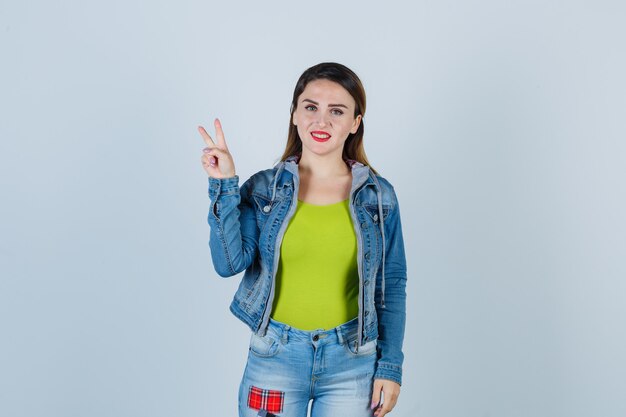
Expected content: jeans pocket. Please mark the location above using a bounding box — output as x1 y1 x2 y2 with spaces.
344 338 378 357
249 331 281 358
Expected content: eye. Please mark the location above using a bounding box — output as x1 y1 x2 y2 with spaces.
305 105 317 111
331 108 344 116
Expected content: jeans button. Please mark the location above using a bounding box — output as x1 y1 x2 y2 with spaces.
313 334 319 342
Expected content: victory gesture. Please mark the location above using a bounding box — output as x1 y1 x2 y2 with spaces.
198 118 236 179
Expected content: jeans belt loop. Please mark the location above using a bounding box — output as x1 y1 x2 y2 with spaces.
335 325 345 345
281 324 290 344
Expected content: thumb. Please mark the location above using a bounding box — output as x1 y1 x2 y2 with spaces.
371 379 383 409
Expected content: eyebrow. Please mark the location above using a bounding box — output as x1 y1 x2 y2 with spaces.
301 98 348 109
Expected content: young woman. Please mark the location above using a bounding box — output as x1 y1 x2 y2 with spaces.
199 62 407 417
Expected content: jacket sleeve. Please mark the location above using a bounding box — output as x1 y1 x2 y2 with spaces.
207 175 259 277
374 188 408 385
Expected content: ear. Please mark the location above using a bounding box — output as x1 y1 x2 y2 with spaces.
292 111 297 126
350 114 362 134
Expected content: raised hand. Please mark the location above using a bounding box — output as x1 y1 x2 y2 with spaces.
198 118 236 179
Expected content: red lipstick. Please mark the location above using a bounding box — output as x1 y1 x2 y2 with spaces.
310 131 331 142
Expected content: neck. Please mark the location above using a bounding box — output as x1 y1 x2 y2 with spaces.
298 150 350 179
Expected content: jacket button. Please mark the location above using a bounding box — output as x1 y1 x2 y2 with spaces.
364 252 370 260
361 222 367 229
263 205 271 213
364 280 369 286
365 310 369 316
373 214 379 222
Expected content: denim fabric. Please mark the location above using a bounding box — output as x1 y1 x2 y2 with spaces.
207 156 407 384
239 318 377 417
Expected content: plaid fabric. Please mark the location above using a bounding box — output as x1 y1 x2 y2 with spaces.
247 385 284 413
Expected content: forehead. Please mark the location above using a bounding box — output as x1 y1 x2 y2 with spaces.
299 79 355 107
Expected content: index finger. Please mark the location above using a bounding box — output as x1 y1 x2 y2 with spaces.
197 125 216 146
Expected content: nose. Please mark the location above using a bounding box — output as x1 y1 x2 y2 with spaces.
315 111 329 127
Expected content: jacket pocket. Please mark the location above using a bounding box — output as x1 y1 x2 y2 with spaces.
251 194 275 229
363 204 390 222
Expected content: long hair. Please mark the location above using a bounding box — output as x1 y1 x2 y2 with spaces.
279 62 376 174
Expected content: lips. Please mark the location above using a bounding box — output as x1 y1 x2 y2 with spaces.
311 131 331 142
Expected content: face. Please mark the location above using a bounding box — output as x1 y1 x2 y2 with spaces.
292 79 362 160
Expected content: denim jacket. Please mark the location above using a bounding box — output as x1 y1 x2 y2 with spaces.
206 155 407 385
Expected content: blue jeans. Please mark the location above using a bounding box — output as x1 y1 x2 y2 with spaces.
239 318 377 417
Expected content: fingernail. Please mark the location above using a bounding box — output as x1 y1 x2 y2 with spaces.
370 401 377 409
203 148 211 153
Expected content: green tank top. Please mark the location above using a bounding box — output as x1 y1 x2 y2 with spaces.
271 198 359 330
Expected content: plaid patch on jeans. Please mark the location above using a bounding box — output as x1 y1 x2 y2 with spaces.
247 385 284 413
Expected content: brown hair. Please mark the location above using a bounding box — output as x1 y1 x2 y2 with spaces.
279 62 376 174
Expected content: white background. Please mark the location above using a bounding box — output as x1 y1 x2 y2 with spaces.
1 1 625 416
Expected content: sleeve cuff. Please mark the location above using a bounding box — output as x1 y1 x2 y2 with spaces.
374 362 402 385
208 176 239 198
